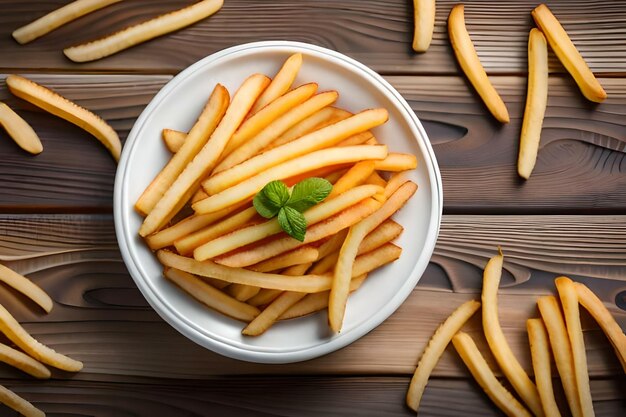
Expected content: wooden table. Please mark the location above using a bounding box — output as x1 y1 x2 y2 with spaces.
0 1 624 415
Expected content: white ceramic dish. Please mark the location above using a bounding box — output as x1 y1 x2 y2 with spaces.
114 41 442 364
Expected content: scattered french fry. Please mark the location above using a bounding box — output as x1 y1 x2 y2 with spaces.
243 290 306 336
0 384 45 417
0 102 43 155
373 153 418 171
247 263 312 307
328 161 376 198
0 343 50 379
365 171 387 188
250 53 303 114
249 246 319 273
412 0 436 52
335 131 374 147
64 0 224 62
527 318 562 417
316 229 349 259
191 188 209 204
357 220 403 255
0 264 52 313
162 128 187 153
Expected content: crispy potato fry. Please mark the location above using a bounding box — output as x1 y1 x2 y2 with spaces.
406 300 481 411
518 29 549 180
316 229 349 259
0 102 42 154
202 109 389 195
309 252 339 275
140 74 270 236
266 107 345 150
0 343 50 379
227 283 261 302
448 5 510 123
196 145 387 214
247 263 312 307
365 171 387 188
482 251 544 417
0 384 45 417
537 295 583 417
323 168 349 185
452 332 532 417
0 264 52 313
574 282 626 372
12 0 122 44
412 0 435 52
335 131 374 147
383 172 411 199
135 84 229 215
191 188 209 204
284 164 351 187
162 128 187 153
328 161 376 198
249 246 319 273
243 291 306 336
329 182 416 331
6 74 121 160
555 277 595 417
373 153 418 171
202 276 230 290
64 0 224 62
0 303 82 372
164 268 259 321
527 318 562 417
250 53 303 114
357 219 403 255
532 4 607 102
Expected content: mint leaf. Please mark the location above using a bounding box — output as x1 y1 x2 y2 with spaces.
286 177 332 212
278 206 307 241
253 180 290 218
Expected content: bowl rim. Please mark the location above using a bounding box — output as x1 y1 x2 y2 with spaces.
114 40 443 364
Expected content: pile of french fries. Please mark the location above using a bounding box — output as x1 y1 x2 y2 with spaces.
136 53 418 336
406 249 626 417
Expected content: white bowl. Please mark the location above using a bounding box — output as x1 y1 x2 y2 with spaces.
114 41 442 364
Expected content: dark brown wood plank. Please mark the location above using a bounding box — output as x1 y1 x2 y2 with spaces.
0 0 624 75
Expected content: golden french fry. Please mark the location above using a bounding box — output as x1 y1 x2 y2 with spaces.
482 251 544 417
365 171 387 188
316 229 349 259
412 0 435 52
383 172 410 199
0 385 45 417
373 153 417 172
406 300 481 411
191 188 209 204
448 5 510 123
135 84 229 215
162 128 187 153
243 291 306 336
0 303 82 372
537 295 583 417
250 53 303 114
12 0 122 44
249 246 319 273
555 277 595 417
0 343 50 379
5 74 121 161
0 264 52 313
574 282 626 372
329 182 417 332
527 318 562 417
140 74 270 237
532 4 607 102
351 242 402 277
202 108 389 195
227 284 261 302
357 219 403 255
324 168 349 185
247 263 312 307
0 102 43 154
64 0 224 62
452 332 532 417
335 131 374 147
164 268 259 322
518 28 549 180
328 161 376 198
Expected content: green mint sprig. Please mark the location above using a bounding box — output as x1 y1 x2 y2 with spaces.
253 177 332 241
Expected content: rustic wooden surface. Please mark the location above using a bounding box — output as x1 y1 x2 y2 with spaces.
0 0 624 416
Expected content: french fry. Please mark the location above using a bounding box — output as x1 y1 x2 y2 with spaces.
0 343 50 379
316 229 349 259
164 268 259 322
527 318 562 417
448 5 510 123
452 332 532 417
482 251 544 417
412 0 436 52
202 276 230 290
202 109 389 195
324 168 349 185
135 84 229 215
64 0 224 62
329 182 417 332
383 172 410 199
373 153 418 171
12 0 122 44
328 161 376 198
243 290 306 336
191 188 209 204
0 102 43 154
247 263 312 307
555 277 595 417
406 300 481 412
0 264 53 313
5 74 121 161
249 246 319 273
365 171 387 187
0 303 82 372
227 283 261 302
195 145 388 214
532 4 607 102
139 74 270 237
250 53 303 114
357 219 403 255
537 295 583 417
335 131 374 147
518 29 549 180
162 128 187 153
0 385 44 417
574 282 626 372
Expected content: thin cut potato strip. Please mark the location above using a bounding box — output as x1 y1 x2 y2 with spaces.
448 5 510 123
243 291 306 336
162 128 187 153
0 385 45 417
316 229 349 259
406 300 481 411
249 246 319 272
532 4 606 102
164 268 259 322
227 284 261 302
191 188 209 204
335 131 374 147
373 153 417 171
0 264 53 313
527 318 562 417
64 0 224 62
140 74 270 237
0 102 43 154
482 251 544 417
357 220 403 255
247 263 312 307
5 74 121 161
452 332 532 417
0 343 50 379
250 53 303 115
412 0 436 52
555 277 595 417
328 161 376 198
0 303 82 372
366 171 387 187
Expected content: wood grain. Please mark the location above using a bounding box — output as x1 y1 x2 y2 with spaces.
0 1 624 75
